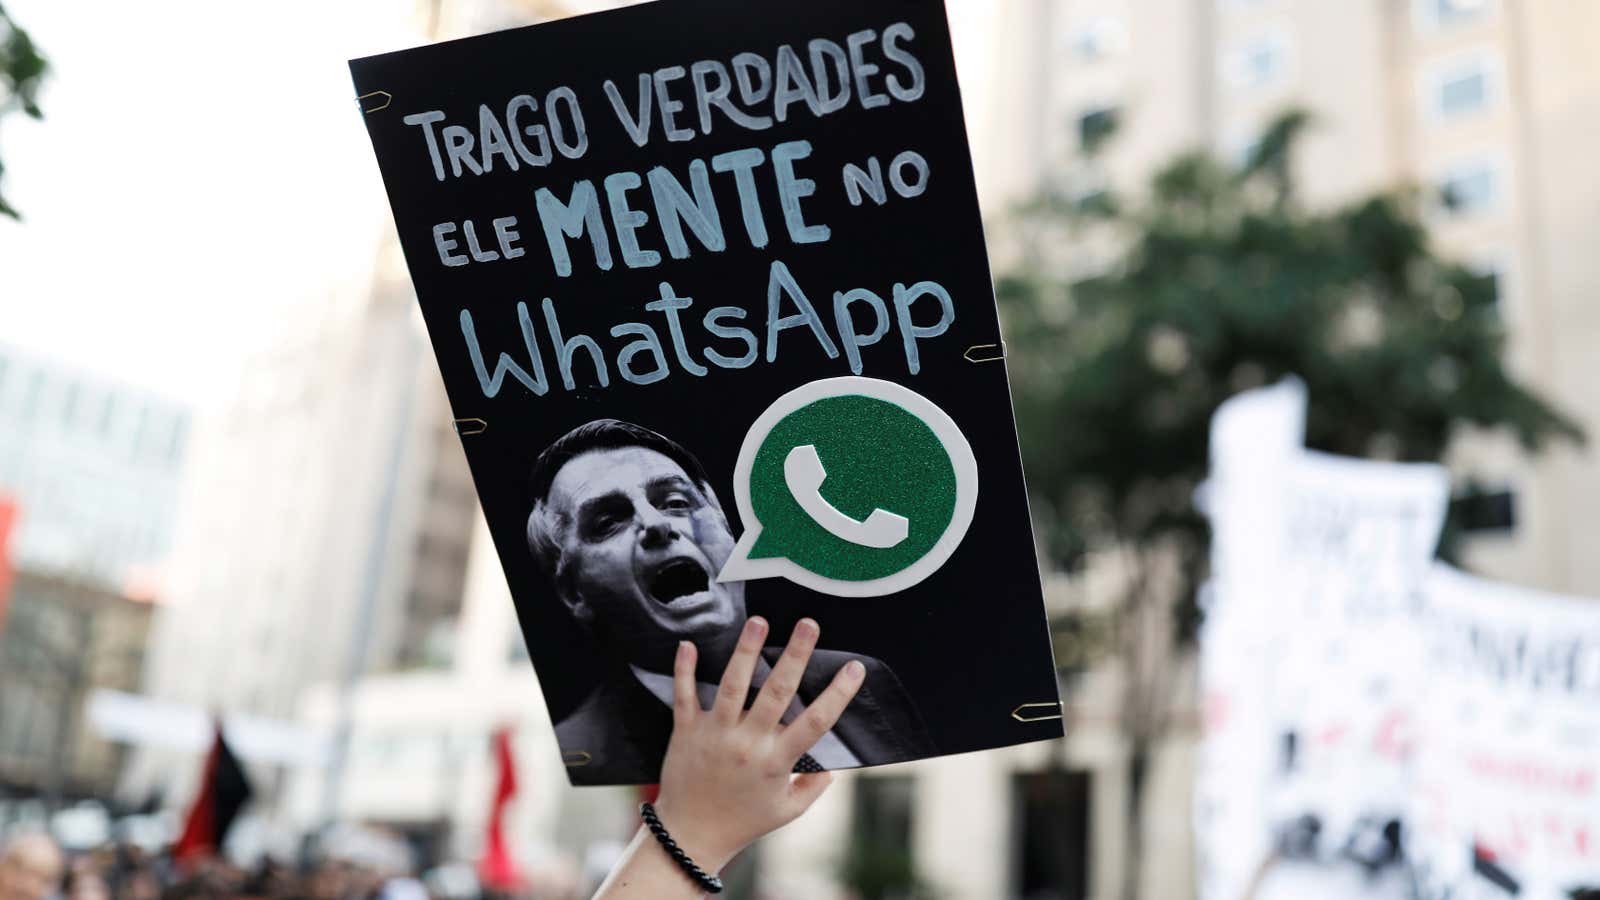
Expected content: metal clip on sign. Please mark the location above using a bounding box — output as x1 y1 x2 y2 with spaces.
357 91 393 114
964 343 1006 364
1011 701 1064 723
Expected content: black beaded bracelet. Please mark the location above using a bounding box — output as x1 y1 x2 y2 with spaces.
640 802 724 894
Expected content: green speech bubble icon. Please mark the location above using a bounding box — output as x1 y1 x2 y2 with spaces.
717 376 979 597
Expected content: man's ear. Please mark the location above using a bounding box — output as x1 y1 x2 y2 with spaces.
562 588 595 629
529 501 593 628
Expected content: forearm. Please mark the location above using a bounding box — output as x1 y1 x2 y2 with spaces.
591 824 726 900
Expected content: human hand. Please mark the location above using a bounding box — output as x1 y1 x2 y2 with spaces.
652 616 865 872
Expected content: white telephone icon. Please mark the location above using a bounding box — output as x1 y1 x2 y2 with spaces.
783 444 910 549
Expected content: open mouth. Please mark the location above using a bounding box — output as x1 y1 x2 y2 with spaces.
647 558 711 604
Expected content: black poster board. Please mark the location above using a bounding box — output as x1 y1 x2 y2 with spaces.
351 0 1062 785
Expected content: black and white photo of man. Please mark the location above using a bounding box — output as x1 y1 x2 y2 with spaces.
526 419 935 784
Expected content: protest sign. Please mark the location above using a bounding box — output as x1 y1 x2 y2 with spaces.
1199 383 1600 898
1198 381 1446 900
1194 381 1306 900
1410 565 1600 900
350 0 1061 785
1260 449 1447 849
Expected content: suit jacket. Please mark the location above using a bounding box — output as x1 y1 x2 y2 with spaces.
556 648 936 786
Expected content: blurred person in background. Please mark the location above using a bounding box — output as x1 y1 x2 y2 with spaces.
61 858 109 900
0 832 63 900
103 843 161 900
114 865 160 900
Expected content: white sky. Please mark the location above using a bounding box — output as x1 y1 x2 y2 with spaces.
0 0 420 407
0 1 999 410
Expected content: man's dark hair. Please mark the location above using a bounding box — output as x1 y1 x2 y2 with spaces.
529 419 711 507
526 420 714 580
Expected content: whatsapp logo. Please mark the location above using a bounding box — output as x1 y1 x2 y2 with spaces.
716 376 978 597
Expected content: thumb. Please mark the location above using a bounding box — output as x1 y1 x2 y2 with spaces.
786 771 834 818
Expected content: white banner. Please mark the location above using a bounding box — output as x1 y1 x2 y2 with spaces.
1195 381 1306 900
1197 383 1600 900
1410 565 1600 900
1199 381 1447 900
1261 449 1448 854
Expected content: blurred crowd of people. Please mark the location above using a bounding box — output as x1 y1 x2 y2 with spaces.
0 830 588 900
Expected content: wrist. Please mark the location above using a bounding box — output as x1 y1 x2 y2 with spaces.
649 798 740 873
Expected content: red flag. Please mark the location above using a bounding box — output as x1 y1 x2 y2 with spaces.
173 724 254 863
479 726 524 890
0 496 18 633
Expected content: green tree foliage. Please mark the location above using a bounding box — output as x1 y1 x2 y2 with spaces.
1001 110 1582 625
0 2 48 220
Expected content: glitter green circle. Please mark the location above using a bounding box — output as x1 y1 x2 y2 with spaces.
746 394 958 582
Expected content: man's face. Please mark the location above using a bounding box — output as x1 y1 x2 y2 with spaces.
545 446 745 661
0 836 62 900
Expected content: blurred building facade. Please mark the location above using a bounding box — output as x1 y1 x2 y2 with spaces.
0 347 186 806
124 0 638 857
0 570 155 802
286 514 631 883
126 257 478 810
0 344 189 588
979 0 1600 601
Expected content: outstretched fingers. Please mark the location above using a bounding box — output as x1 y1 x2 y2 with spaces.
672 640 699 725
748 618 820 730
780 658 866 760
713 617 768 724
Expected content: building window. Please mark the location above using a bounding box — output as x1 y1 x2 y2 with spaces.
1224 33 1291 90
20 370 44 421
129 403 150 459
1064 166 1112 215
1068 17 1128 62
60 381 81 429
1220 124 1267 171
1013 770 1092 900
1436 160 1500 216
1077 105 1121 152
98 394 118 438
845 777 918 897
1452 484 1516 533
1468 255 1507 312
1414 0 1493 32
1479 267 1502 308
167 417 188 465
1437 67 1489 116
1424 54 1497 120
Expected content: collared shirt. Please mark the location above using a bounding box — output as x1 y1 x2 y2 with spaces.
630 658 863 769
